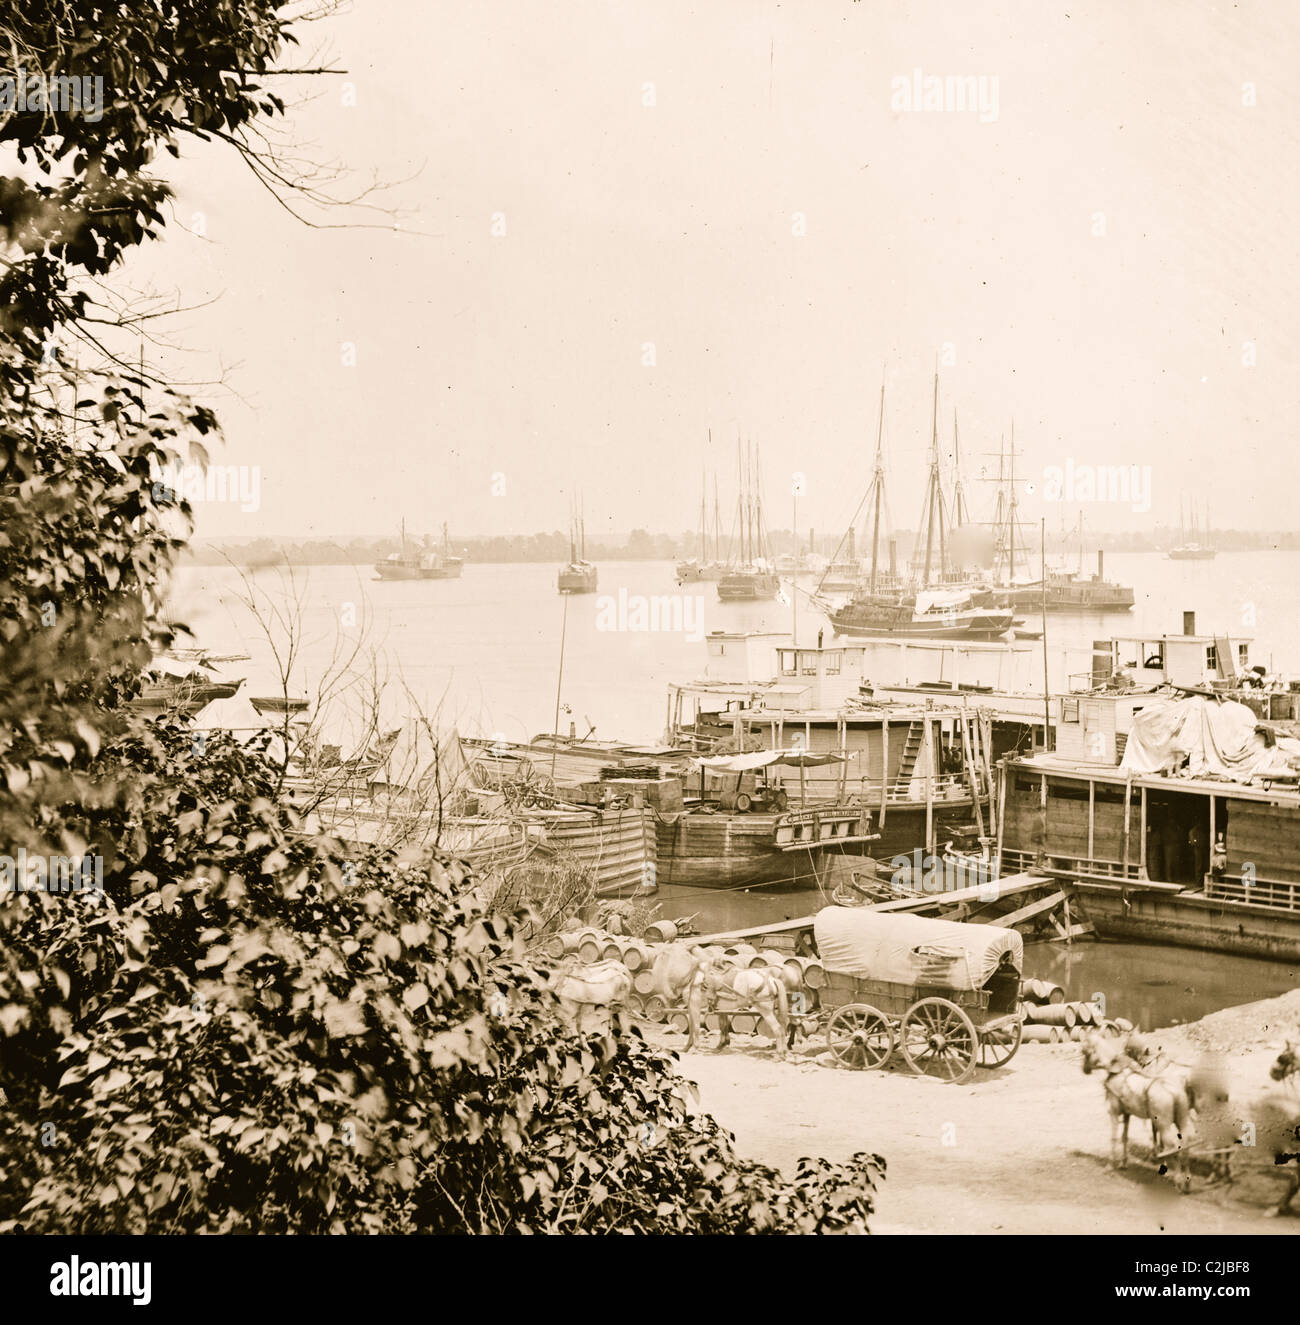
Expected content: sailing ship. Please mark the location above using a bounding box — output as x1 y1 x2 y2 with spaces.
826 375 1013 640
1168 497 1217 560
717 439 779 601
557 497 598 594
676 466 728 583
373 520 464 580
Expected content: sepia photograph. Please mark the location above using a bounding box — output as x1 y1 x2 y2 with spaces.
0 0 1297 1293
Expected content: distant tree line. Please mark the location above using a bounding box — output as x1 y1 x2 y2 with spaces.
186 526 1300 568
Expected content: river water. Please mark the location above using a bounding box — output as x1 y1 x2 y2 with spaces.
171 552 1300 1025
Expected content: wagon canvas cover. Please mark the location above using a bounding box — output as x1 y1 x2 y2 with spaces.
813 907 1023 991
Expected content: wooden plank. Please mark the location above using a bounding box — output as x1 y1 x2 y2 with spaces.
994 888 1068 929
696 871 1056 943
867 871 1054 914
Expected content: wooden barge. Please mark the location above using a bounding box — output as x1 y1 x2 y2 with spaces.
995 753 1300 962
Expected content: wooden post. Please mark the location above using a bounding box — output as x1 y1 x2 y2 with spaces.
924 716 935 858
1122 774 1133 877
1139 785 1148 877
961 704 985 839
1087 779 1095 861
995 757 1008 872
880 715 889 829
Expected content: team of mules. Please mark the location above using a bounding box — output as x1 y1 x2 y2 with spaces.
1080 1029 1300 1215
547 943 791 1058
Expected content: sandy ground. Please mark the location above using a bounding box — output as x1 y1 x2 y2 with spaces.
655 989 1300 1235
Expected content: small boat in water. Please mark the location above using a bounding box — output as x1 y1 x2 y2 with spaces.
132 656 244 718
558 497 598 594
374 520 464 580
250 695 311 716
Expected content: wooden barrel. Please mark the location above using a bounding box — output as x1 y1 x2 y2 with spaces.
1021 978 1066 1005
1025 1003 1075 1028
643 920 677 944
641 994 668 1023
667 1011 690 1033
624 993 643 1017
578 935 605 963
1022 1025 1059 1044
620 941 648 972
632 968 658 995
724 944 756 958
731 1014 758 1034
540 935 566 958
1070 1001 1096 1027
802 961 825 990
773 964 802 992
601 941 624 962
561 930 586 954
784 955 807 978
1068 1026 1087 1041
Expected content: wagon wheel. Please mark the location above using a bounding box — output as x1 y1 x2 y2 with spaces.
977 1017 1023 1070
826 1004 894 1071
900 997 979 1084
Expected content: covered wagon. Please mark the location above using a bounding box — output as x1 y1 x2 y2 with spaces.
812 906 1024 1083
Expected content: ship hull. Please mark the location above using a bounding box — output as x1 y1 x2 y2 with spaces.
830 610 1013 640
717 572 780 601
373 563 424 581
558 565 598 593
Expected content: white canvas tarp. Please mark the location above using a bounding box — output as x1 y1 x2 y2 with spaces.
1118 696 1300 781
694 748 847 773
813 906 1023 991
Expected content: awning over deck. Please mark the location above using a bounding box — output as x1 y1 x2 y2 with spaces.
693 748 850 772
814 906 1023 990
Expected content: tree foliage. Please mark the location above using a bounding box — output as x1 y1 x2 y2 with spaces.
0 0 884 1233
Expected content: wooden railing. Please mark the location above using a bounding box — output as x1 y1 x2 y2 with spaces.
1204 875 1300 912
998 848 1144 882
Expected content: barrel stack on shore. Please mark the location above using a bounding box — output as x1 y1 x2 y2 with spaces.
1018 979 1130 1044
543 927 825 1032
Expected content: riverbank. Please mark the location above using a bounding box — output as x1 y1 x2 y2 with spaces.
660 987 1300 1234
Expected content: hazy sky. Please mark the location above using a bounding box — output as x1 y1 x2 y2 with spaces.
124 0 1300 541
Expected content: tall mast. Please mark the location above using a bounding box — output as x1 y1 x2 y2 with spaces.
920 369 945 588
870 379 885 593
951 408 970 529
568 496 576 563
1008 426 1017 583
699 462 707 562
580 494 586 560
736 435 746 565
713 472 722 562
754 440 765 562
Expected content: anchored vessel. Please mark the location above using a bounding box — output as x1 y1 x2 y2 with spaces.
558 497 598 594
1168 497 1217 560
717 438 779 600
676 467 729 583
373 520 464 580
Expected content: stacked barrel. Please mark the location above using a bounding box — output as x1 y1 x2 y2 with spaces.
1018 978 1127 1043
545 928 824 1034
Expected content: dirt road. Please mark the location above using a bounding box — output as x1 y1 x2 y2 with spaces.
669 1033 1297 1235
